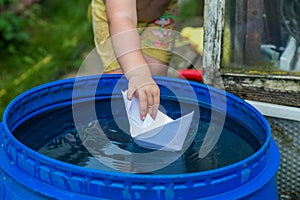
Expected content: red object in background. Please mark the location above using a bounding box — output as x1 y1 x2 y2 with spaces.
178 69 203 82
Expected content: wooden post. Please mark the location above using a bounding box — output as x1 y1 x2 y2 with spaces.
244 0 264 65
264 0 281 47
233 0 247 65
203 0 226 88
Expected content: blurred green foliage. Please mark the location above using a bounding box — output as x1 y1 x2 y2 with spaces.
0 0 93 120
179 0 203 18
0 0 30 52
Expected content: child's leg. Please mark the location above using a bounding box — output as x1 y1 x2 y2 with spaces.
144 54 169 76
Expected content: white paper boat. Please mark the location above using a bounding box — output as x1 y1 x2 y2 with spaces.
122 90 194 151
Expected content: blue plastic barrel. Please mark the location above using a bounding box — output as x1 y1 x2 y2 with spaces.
0 75 280 199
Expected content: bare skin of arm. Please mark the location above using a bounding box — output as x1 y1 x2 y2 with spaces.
105 0 160 120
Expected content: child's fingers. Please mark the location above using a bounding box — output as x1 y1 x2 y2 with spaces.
138 90 148 120
127 86 136 100
149 89 160 119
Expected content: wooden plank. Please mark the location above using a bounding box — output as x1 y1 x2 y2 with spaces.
233 0 247 64
264 0 281 47
203 0 226 88
244 0 264 65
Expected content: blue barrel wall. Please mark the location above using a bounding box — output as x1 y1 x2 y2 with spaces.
0 75 280 199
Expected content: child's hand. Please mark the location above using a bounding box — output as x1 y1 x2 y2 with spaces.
125 65 159 120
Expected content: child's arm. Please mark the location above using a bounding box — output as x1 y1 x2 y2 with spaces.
105 0 159 120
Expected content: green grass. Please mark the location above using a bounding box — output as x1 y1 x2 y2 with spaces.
0 0 93 120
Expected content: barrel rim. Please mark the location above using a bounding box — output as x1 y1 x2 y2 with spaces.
0 75 274 194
